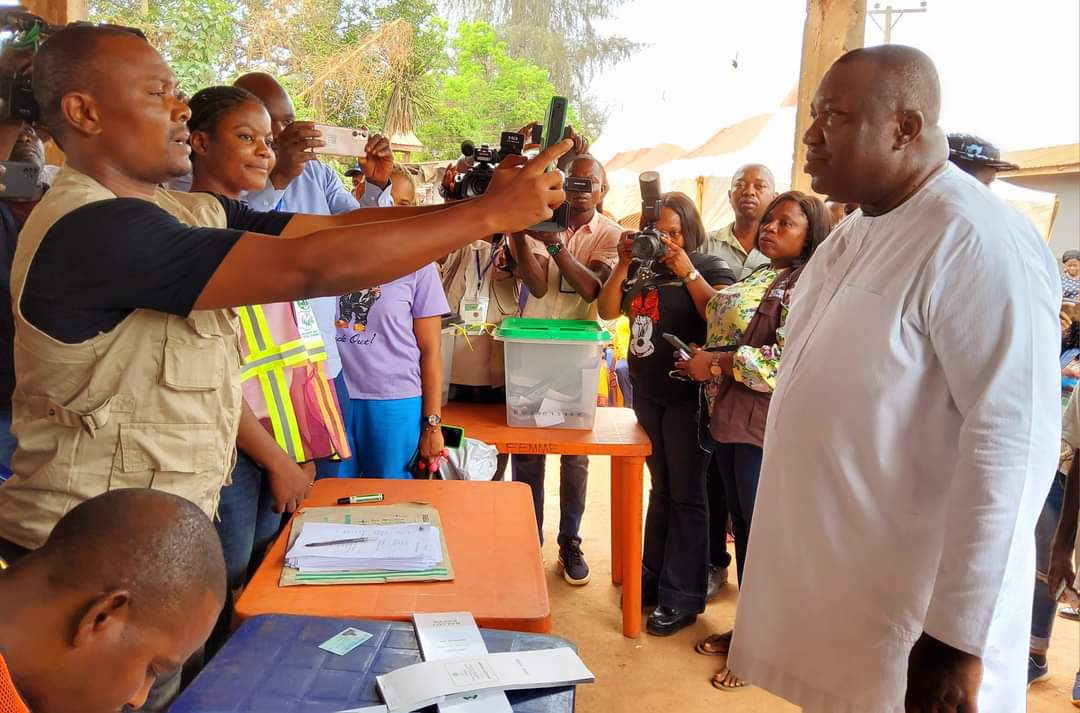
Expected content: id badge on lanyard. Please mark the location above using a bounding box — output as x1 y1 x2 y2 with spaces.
292 299 323 342
461 248 494 335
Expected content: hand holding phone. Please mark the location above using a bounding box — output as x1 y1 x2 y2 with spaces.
662 332 693 361
312 125 370 157
528 96 570 232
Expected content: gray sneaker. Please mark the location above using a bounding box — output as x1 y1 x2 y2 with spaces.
558 540 591 585
706 564 729 602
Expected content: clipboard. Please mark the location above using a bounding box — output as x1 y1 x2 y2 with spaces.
278 502 455 587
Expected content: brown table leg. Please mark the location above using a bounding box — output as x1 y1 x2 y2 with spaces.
620 455 645 638
610 455 624 585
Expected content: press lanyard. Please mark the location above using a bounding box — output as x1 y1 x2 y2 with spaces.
474 248 497 299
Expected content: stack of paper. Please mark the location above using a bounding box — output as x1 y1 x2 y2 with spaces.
375 648 595 713
413 612 512 713
286 523 443 573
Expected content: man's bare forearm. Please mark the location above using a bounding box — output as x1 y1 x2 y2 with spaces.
195 199 499 310
282 201 460 237
509 233 549 297
553 249 602 302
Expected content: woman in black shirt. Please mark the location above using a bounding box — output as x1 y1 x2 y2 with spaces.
598 192 735 636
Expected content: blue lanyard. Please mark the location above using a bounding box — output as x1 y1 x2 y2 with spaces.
474 248 497 298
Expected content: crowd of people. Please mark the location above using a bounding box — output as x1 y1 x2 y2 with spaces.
0 19 1075 713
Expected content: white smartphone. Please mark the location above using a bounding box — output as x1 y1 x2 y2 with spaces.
312 125 370 157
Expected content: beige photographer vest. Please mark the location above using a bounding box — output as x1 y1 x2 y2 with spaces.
0 167 243 549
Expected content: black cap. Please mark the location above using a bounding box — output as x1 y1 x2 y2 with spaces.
344 164 364 177
947 133 1019 172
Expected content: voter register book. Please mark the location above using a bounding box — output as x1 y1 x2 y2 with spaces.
279 503 454 586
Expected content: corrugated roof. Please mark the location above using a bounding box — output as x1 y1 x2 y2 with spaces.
1001 143 1080 175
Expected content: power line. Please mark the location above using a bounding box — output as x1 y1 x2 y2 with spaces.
868 2 929 44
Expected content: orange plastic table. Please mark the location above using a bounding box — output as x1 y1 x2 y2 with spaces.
442 403 652 638
235 478 550 633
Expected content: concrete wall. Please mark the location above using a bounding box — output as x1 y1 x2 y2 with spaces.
1003 173 1080 261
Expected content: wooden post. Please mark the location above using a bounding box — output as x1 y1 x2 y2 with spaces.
23 0 87 25
791 0 866 193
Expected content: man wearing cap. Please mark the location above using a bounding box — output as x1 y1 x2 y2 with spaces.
947 133 1019 186
345 163 366 203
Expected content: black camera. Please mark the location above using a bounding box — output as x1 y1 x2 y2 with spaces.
0 9 57 123
441 131 524 200
631 171 667 262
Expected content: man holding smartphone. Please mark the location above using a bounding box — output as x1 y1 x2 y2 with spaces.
1048 388 1080 704
506 154 622 586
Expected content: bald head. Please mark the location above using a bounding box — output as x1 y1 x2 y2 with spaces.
802 45 947 213
0 489 225 713
38 489 226 618
834 45 941 126
234 72 294 137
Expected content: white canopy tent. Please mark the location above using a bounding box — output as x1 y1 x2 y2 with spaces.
602 102 1060 239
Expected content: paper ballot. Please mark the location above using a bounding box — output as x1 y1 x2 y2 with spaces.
286 523 443 573
376 648 594 713
413 613 512 713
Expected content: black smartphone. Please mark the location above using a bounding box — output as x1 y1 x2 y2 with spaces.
441 424 464 449
528 95 569 232
662 332 693 360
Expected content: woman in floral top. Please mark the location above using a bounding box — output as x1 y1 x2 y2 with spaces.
675 190 831 692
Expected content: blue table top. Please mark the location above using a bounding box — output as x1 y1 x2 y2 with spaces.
170 614 577 712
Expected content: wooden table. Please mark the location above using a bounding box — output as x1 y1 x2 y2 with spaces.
443 403 652 638
235 478 551 633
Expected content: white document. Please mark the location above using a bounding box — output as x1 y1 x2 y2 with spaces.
286 523 443 573
376 648 594 713
413 613 512 713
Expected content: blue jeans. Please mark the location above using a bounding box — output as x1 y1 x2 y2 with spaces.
318 395 422 479
1031 470 1067 652
512 454 588 548
0 410 15 478
215 450 284 592
711 441 763 584
614 360 633 408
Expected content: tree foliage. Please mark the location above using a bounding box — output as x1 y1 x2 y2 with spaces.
439 0 639 138
419 21 573 159
89 0 592 161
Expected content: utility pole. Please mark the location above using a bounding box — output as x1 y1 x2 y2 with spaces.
869 2 928 44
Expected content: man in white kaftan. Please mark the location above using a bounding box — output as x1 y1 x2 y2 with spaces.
728 46 1061 713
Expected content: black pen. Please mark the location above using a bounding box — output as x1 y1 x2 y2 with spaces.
304 536 371 548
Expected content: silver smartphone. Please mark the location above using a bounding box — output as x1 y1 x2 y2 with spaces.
312 125 370 157
0 160 43 201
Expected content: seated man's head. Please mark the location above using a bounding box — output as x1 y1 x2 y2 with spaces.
0 489 226 713
32 24 193 186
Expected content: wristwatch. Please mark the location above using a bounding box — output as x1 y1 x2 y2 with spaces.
546 241 565 257
422 414 442 431
709 354 725 378
681 269 701 285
